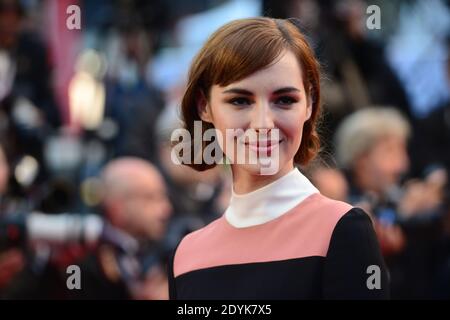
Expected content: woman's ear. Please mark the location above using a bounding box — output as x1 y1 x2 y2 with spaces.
197 92 213 123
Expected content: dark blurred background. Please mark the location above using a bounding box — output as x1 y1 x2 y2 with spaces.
0 0 450 299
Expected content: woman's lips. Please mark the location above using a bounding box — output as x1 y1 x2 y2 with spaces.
245 140 282 155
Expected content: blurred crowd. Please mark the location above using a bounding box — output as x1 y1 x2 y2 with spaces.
0 0 450 299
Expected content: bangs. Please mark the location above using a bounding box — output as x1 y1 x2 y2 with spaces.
201 19 289 91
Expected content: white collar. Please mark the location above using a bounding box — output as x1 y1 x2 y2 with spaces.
224 168 320 228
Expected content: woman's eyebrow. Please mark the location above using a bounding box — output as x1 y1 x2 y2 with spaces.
222 88 253 95
222 87 300 95
273 87 300 94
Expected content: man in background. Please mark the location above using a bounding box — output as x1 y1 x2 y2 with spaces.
71 157 173 300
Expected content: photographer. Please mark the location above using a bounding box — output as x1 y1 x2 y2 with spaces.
0 157 173 299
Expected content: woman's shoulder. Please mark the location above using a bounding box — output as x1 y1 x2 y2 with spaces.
280 193 370 254
171 216 225 273
326 205 377 247
304 193 373 231
178 215 225 247
305 194 379 257
293 193 359 226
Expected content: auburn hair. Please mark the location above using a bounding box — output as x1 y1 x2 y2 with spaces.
180 17 321 171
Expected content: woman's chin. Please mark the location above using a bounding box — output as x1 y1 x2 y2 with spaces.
233 160 282 176
226 147 292 176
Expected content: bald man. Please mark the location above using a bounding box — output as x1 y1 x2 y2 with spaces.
101 157 172 242
65 158 173 300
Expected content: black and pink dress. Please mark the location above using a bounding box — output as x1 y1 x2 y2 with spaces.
168 168 389 299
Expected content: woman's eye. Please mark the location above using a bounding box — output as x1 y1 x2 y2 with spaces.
229 97 252 106
275 96 297 106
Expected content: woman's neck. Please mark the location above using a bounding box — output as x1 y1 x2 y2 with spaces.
231 162 295 194
225 165 320 228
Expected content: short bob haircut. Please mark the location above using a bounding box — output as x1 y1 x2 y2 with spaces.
180 17 322 171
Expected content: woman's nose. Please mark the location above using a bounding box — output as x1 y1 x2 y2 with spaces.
250 101 275 130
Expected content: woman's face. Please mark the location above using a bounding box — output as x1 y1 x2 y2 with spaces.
200 49 312 176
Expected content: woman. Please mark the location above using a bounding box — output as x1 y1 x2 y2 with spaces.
168 17 389 299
